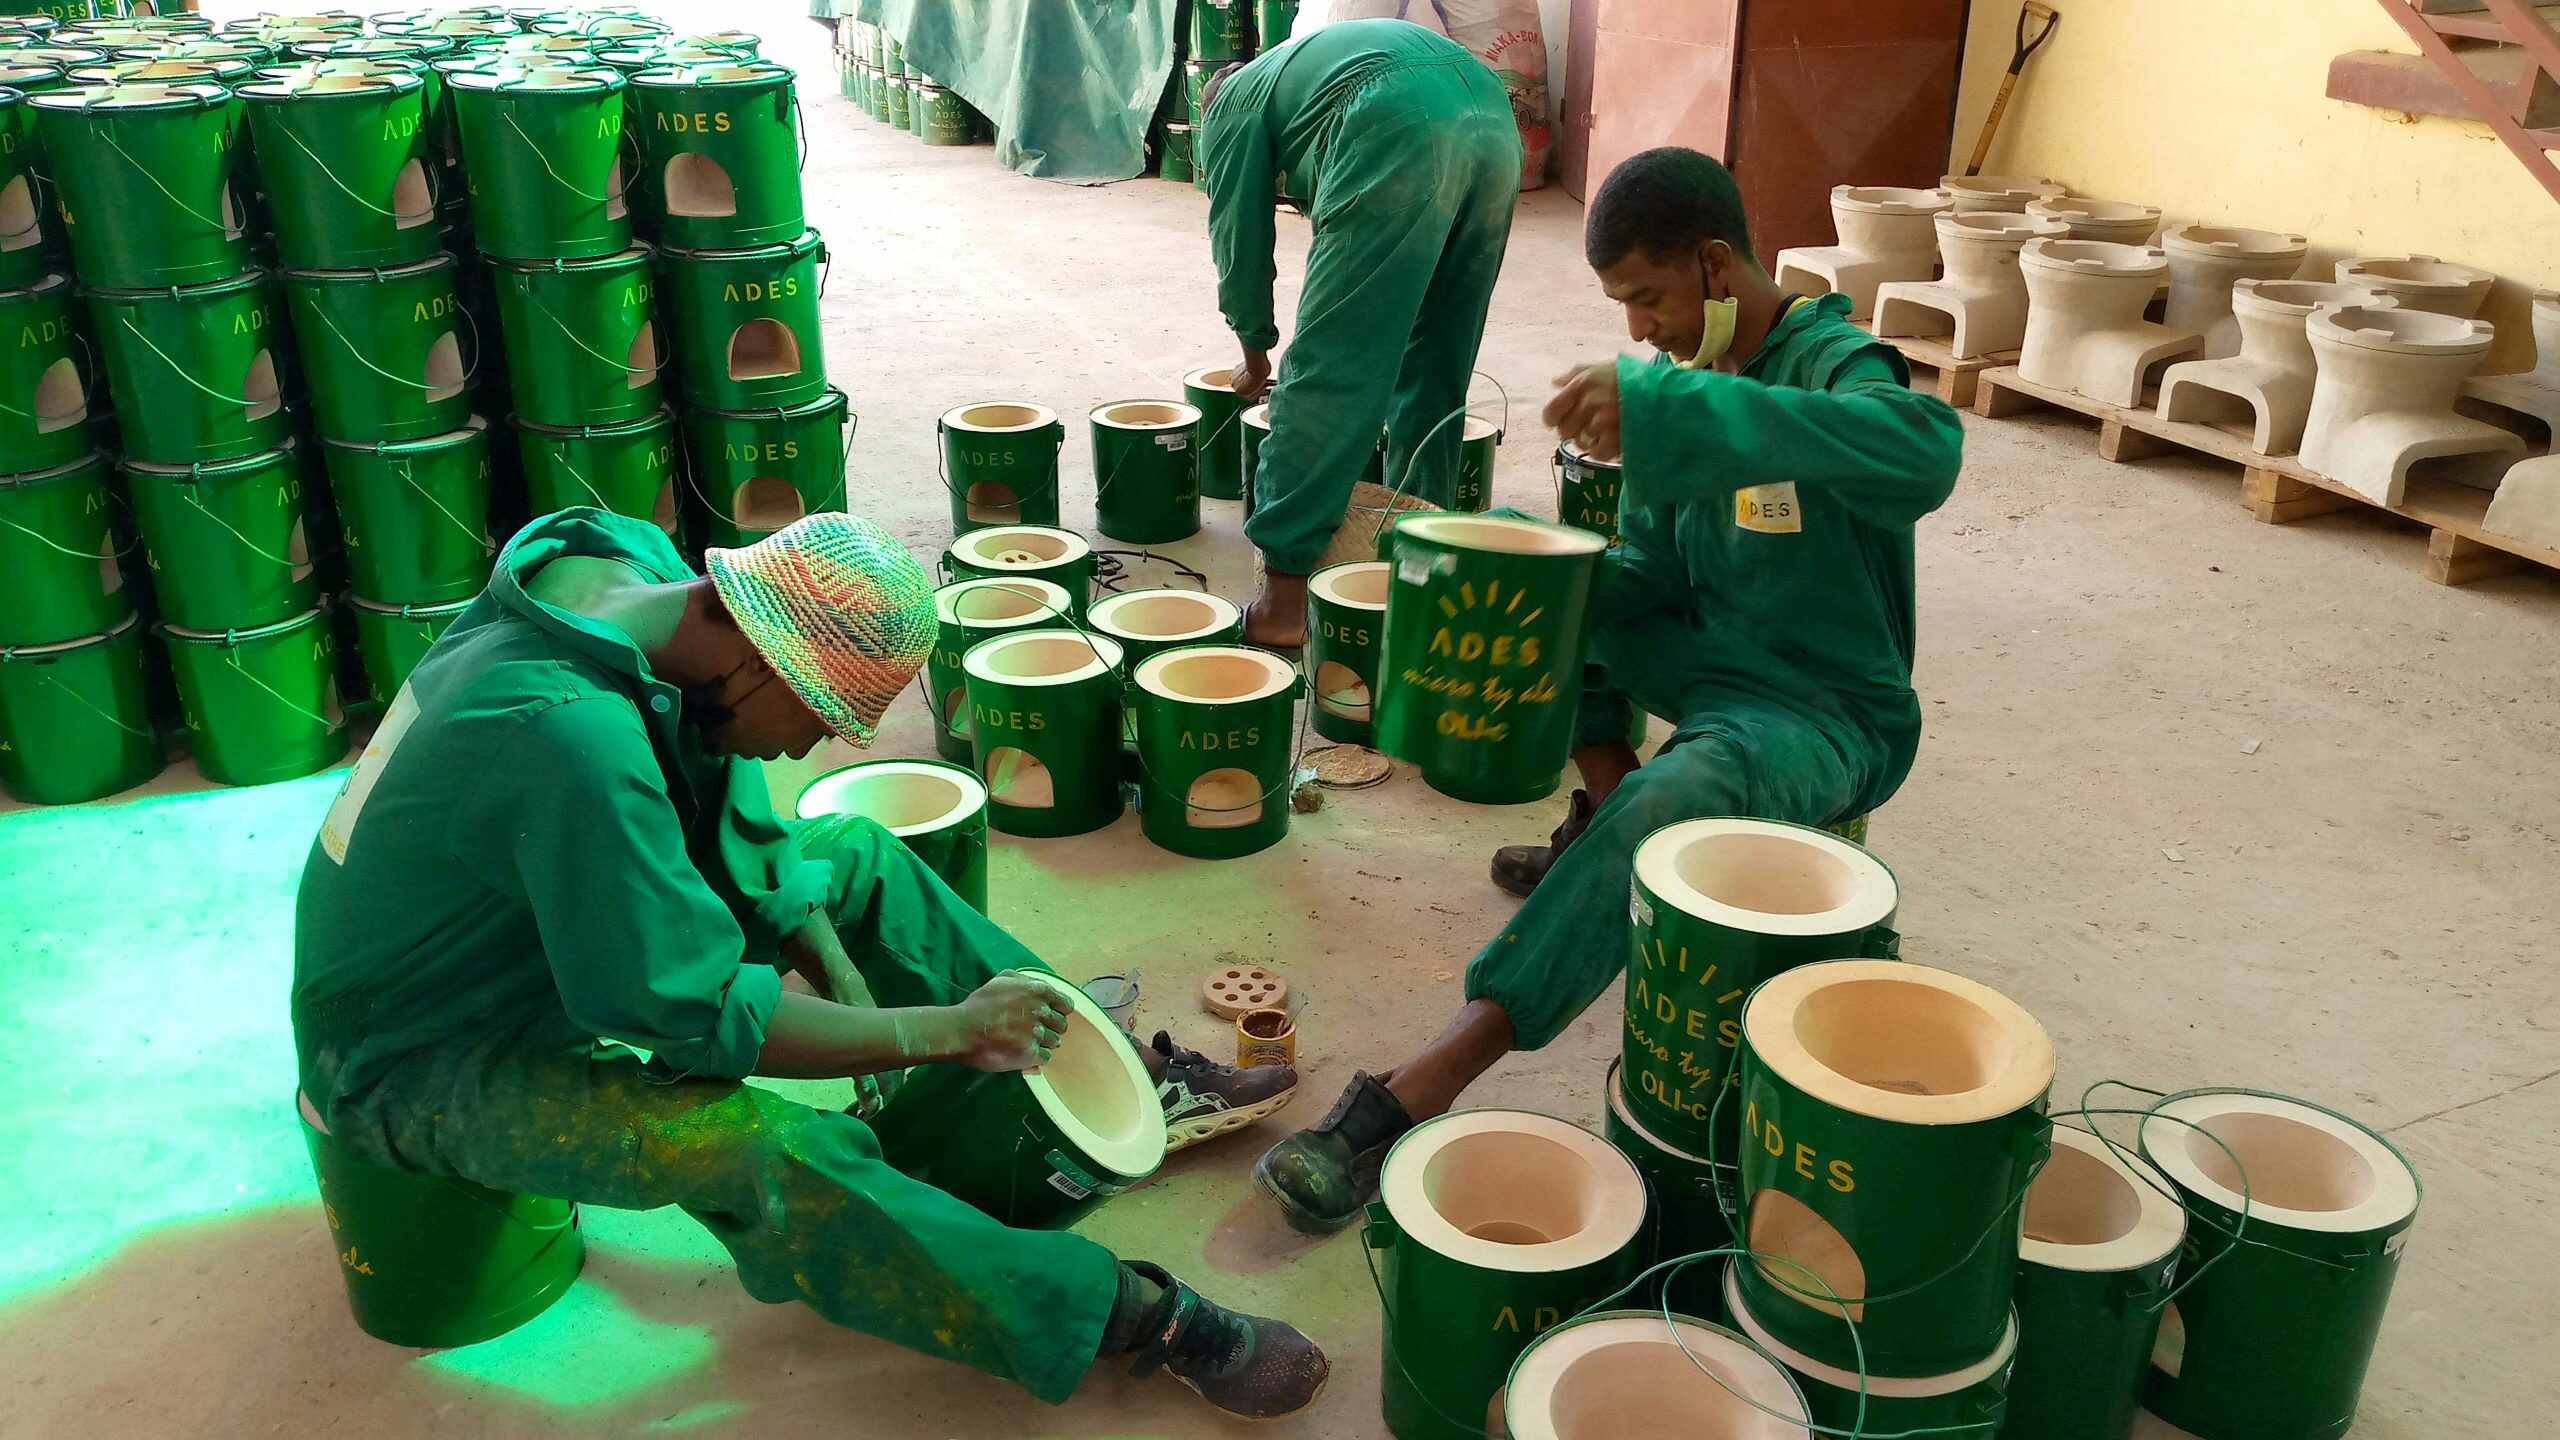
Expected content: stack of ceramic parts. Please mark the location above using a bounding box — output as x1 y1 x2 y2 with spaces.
1872 210 2068 359
1771 185 1954 322
2017 239 2203 408
0 51 165 805
2462 287 2560 437
1725 959 2054 1437
34 61 348 788
245 62 493 714
2298 303 2522 506
2157 280 2385 455
2160 224 2309 359
2025 195 2163 245
1938 172 2062 213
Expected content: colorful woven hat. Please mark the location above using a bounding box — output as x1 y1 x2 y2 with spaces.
705 514 935 747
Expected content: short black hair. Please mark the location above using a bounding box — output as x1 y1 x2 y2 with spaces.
1585 147 1754 269
1201 61 1246 114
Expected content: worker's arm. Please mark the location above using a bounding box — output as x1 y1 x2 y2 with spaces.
753 972 1071 1080
1613 351 1962 526
1200 85 1282 355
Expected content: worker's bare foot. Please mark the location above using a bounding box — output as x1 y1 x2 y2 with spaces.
1243 597 1308 651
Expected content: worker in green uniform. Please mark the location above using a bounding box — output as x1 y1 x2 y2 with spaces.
1199 17 1521 648
1252 147 1965 1232
293 510 1325 1417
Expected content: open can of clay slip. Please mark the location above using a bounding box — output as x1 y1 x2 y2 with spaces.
1237 1007 1295 1069
1083 974 1139 1034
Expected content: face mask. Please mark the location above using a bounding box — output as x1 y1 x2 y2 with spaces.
1683 296 1740 370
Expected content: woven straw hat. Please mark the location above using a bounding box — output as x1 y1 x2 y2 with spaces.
704 513 935 747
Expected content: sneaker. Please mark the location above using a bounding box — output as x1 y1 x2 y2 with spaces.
1123 1261 1330 1419
1251 1072 1414 1235
1489 788 1596 897
1149 1030 1299 1154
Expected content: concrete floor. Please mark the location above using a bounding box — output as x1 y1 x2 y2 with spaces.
6 8 2559 1438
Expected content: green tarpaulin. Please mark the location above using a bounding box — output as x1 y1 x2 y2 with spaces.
851 0 1180 182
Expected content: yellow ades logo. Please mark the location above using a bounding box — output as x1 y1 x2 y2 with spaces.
1734 482 1803 534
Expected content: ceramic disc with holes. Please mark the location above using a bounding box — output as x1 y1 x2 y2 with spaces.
1203 965 1288 1019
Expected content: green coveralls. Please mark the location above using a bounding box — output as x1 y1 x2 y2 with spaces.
1467 293 1964 1047
1203 18 1521 574
292 511 1117 1403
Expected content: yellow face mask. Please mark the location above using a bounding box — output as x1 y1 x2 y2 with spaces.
1680 297 1740 370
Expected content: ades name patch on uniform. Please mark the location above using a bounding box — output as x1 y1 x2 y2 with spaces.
1733 481 1803 534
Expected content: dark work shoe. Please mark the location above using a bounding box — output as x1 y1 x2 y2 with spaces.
1251 1072 1414 1235
1490 788 1596 897
1148 1030 1299 1154
1124 1261 1331 1419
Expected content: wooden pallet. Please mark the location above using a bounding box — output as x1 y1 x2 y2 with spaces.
1858 323 2016 409
1972 365 2560 587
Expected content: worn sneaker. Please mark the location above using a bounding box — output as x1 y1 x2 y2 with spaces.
1149 1030 1299 1154
1251 1072 1414 1235
1124 1261 1330 1419
1489 788 1596 897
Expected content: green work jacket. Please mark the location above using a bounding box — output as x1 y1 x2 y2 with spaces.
1608 291 1964 814
292 511 826 1110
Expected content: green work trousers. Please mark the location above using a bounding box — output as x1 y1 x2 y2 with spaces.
1243 56 1520 575
1464 609 1873 1050
312 819 1119 1404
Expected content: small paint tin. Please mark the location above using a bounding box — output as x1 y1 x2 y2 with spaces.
1237 1006 1295 1069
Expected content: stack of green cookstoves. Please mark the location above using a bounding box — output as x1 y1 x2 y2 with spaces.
840 19 990 149
1153 0 1295 187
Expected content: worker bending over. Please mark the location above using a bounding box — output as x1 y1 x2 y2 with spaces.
1254 148 1965 1232
1200 17 1521 648
293 510 1323 1417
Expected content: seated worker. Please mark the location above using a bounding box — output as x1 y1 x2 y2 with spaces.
1253 147 1965 1232
1198 17 1522 648
293 510 1324 1417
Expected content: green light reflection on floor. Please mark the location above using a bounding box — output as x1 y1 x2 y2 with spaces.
418 1257 720 1411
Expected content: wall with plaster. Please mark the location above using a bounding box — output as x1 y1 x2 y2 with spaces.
1950 0 2556 368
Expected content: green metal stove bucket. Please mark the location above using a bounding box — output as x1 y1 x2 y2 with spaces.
446 64 629 262
938 400 1062 534
124 442 320 631
1182 363 1249 501
0 610 161 803
0 449 126 646
925 574 1074 765
679 386 848 551
656 228 824 411
2007 1123 2186 1440
160 604 346 785
1500 1308 1811 1440
1305 559 1386 745
961 627 1124 839
627 59 802 249
2138 1088 2421 1440
1129 643 1297 859
30 78 249 288
489 245 663 428
84 269 293 463
1552 439 1622 544
346 593 472 704
1734 959 2054 1378
321 418 496 606
282 254 475 443
866 970 1166 1227
241 64 439 271
0 82 66 289
1727 1262 2019 1440
1372 513 1605 805
1623 817 1900 1159
1368 1110 1648 1440
0 272 97 471
1089 397 1200 544
514 407 679 534
796 757 990 913
942 523 1092 621
1600 1059 1730 1323
299 1090 583 1349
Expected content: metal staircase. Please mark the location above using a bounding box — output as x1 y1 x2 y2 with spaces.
2350 0 2560 200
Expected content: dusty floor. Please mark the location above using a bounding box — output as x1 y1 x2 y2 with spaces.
6 7 2559 1439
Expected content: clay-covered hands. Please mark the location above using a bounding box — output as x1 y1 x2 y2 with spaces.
1545 361 1623 463
1234 345 1274 403
954 970 1074 1073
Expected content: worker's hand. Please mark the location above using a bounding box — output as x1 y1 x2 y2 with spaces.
952 971 1073 1073
1234 345 1274 403
1545 361 1623 463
